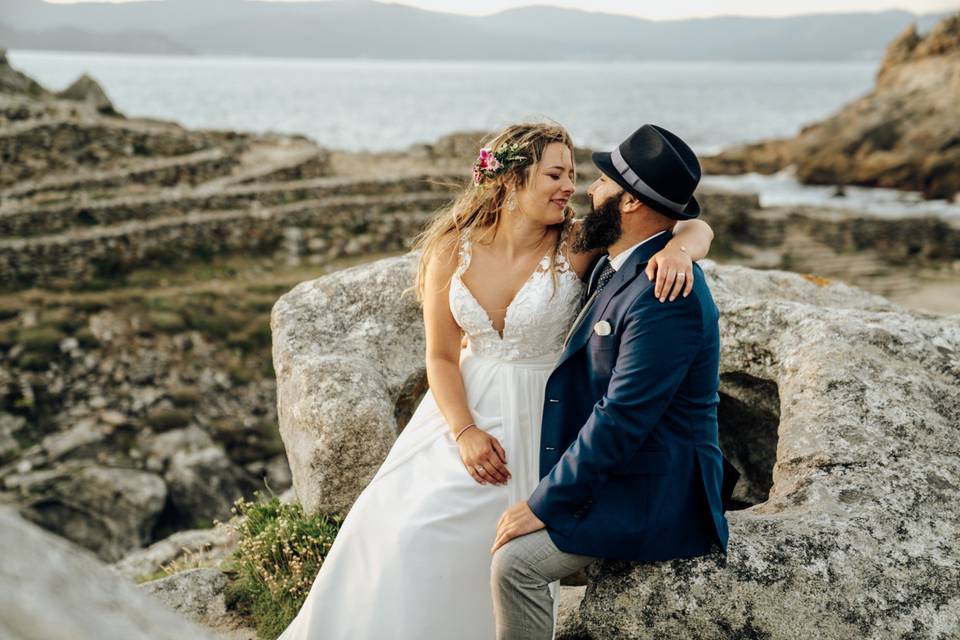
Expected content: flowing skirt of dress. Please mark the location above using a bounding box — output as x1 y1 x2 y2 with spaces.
276 345 561 640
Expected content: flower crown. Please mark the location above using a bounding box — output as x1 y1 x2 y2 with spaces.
472 143 527 186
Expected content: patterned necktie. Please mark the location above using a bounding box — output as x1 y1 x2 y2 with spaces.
567 259 617 346
592 261 616 297
580 259 616 308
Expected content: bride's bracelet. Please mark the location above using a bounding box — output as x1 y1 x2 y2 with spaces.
455 423 478 442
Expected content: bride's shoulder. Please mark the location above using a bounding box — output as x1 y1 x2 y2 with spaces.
424 231 463 281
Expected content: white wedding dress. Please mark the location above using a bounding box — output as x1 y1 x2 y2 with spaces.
278 226 583 640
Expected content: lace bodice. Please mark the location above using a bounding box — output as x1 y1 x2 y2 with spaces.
449 224 584 361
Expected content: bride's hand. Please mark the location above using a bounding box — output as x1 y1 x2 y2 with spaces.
457 428 511 485
645 241 694 302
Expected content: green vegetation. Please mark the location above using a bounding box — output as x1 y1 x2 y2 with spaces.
38 307 85 333
223 493 343 639
145 310 187 334
16 353 52 371
18 326 65 354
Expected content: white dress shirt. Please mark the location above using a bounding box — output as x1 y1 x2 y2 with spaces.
608 229 670 271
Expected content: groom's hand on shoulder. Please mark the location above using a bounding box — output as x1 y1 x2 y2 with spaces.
491 501 545 554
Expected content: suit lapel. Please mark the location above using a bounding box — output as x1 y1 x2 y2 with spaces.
584 254 608 300
557 230 672 366
564 255 608 345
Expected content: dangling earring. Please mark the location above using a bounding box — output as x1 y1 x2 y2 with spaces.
507 192 517 213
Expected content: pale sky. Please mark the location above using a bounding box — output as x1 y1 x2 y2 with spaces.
42 0 960 21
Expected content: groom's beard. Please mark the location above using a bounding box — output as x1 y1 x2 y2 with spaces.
572 193 623 253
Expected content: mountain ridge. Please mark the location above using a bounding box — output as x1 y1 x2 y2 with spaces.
0 0 952 60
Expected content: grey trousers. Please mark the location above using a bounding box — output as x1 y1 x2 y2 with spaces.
490 529 597 640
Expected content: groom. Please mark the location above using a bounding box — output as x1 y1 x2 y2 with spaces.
489 124 737 639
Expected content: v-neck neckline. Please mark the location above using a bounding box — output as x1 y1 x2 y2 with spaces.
457 235 554 340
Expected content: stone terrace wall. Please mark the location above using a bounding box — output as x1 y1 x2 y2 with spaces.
0 173 461 238
0 119 250 186
0 192 448 289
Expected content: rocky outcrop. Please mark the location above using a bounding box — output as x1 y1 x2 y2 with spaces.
704 14 960 200
120 489 297 638
56 73 119 116
165 445 257 529
0 506 214 640
113 524 239 581
695 191 960 307
0 49 50 98
275 253 960 638
140 568 255 640
5 462 168 562
0 306 290 561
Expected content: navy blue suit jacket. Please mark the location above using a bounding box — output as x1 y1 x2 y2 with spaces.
527 230 731 562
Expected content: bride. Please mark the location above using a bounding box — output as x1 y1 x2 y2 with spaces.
277 123 715 639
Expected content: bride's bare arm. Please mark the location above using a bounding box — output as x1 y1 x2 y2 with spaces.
422 239 473 435
422 237 511 486
672 218 714 262
645 219 715 302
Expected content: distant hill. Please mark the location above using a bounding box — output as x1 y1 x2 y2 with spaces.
0 21 194 55
0 0 953 61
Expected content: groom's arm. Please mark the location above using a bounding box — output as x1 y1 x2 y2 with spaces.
528 284 704 536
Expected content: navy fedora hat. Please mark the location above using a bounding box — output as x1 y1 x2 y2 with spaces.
592 124 701 220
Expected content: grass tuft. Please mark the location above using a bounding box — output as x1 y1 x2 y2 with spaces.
223 492 342 639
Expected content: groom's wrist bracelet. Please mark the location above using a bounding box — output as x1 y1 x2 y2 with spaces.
455 423 478 442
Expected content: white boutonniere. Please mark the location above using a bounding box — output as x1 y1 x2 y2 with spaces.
593 320 612 336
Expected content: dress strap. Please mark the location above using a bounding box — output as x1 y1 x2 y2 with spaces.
555 219 575 273
455 228 473 276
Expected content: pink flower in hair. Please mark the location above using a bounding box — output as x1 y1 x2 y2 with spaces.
472 144 526 186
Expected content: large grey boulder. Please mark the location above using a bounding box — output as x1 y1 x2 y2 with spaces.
0 506 213 640
271 253 426 515
274 253 960 638
563 263 960 639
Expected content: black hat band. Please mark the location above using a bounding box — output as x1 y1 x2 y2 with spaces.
611 147 688 215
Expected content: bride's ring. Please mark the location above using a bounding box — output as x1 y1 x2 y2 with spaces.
475 465 485 474
677 272 686 278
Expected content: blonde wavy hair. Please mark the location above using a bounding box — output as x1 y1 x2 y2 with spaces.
413 122 576 300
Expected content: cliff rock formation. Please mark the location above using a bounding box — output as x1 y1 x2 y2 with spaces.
703 14 960 200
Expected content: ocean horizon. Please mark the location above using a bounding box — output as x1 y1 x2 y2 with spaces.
9 49 878 155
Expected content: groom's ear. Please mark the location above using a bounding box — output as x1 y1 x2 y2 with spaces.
620 191 644 215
